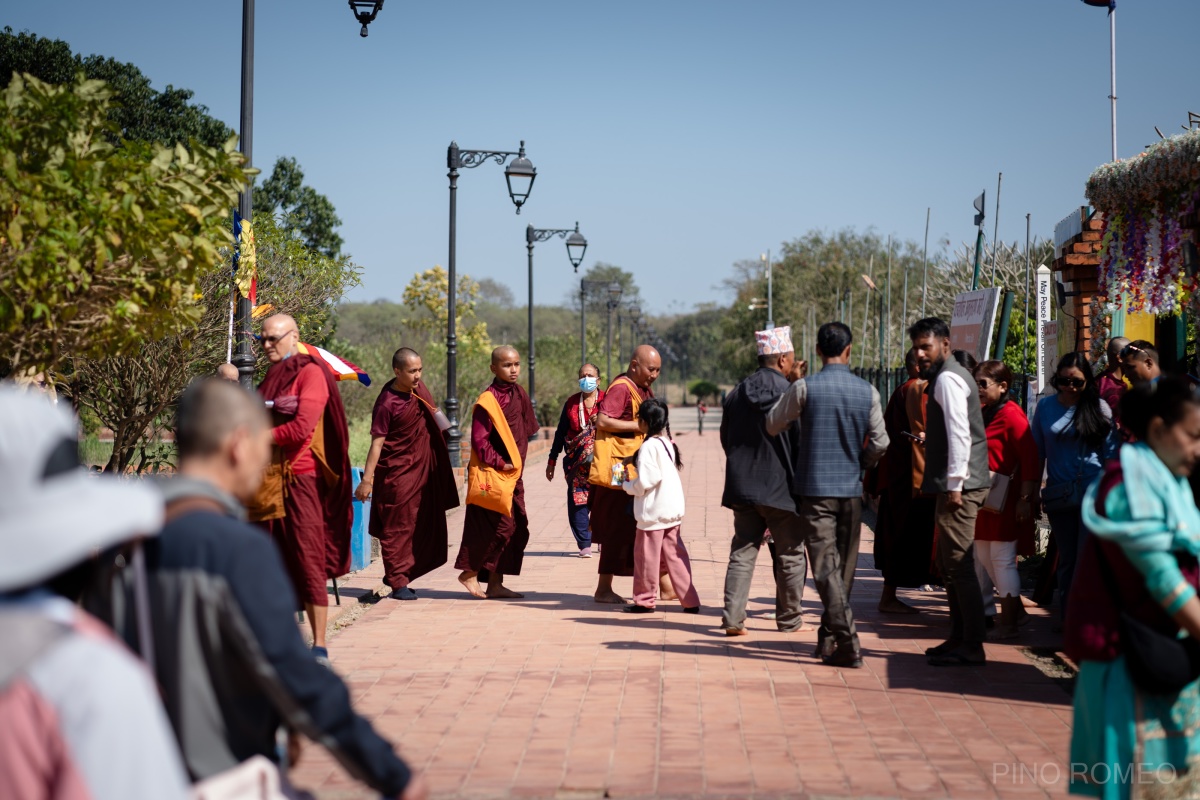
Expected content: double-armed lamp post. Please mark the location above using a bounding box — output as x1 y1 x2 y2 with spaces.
232 0 386 389
444 141 536 467
526 222 587 415
580 280 622 377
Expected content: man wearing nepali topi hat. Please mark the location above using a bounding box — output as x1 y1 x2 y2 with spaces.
719 326 811 637
766 321 889 669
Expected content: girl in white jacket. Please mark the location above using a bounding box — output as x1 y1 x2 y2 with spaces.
620 398 701 614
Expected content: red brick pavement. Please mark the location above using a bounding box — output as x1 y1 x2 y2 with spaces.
292 430 1073 799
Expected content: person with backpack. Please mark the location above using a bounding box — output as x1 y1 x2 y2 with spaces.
619 398 700 614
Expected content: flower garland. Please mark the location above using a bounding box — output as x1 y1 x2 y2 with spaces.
1086 127 1200 315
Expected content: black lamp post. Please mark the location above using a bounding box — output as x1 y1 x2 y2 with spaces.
231 0 384 390
445 140 536 467
347 0 384 36
605 282 622 383
525 222 587 418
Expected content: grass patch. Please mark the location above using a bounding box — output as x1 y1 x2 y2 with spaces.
348 417 371 468
80 436 113 468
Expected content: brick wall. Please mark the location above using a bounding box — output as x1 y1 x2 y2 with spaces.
1052 212 1102 353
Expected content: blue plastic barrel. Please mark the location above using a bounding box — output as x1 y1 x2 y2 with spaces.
349 467 370 572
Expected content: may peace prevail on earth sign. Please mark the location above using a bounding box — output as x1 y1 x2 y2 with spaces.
949 288 1003 363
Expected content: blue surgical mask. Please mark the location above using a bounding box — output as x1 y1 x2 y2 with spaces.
579 376 599 393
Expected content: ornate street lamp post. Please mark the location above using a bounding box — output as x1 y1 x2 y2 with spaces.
445 140 536 467
604 283 622 383
231 0 385 390
525 222 586 417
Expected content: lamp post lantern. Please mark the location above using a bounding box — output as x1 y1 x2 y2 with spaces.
526 221 586 418
347 0 384 36
445 140 536 467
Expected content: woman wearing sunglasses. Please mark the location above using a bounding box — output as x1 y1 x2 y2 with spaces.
1033 352 1119 626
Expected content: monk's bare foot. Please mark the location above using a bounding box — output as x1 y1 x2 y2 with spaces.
660 574 677 601
458 571 486 598
782 621 813 632
486 584 524 599
594 589 627 604
878 598 920 615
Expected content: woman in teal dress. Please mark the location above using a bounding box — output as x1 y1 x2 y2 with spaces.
1067 376 1200 799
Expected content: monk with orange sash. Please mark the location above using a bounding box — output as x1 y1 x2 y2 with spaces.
249 314 353 659
455 346 538 599
589 344 668 604
356 348 459 600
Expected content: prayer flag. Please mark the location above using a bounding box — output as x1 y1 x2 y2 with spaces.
296 342 372 386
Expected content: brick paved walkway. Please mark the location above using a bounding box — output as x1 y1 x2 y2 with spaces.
292 427 1073 799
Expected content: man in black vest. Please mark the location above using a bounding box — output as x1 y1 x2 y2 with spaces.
719 326 808 636
767 322 889 668
909 317 991 667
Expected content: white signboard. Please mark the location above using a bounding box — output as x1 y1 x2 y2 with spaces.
949 288 1003 363
1041 320 1059 394
1035 265 1053 393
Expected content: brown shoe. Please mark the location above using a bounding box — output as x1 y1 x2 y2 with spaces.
989 595 1022 640
724 626 748 636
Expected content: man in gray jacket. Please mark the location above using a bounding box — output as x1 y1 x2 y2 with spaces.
909 317 991 667
767 322 888 668
719 326 807 636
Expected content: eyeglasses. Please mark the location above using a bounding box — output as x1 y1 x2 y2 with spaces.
1057 376 1086 389
976 380 992 389
261 330 297 346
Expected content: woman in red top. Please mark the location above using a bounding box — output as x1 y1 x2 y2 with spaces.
546 363 605 557
973 360 1040 639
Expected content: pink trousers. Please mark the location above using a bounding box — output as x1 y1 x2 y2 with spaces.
633 525 701 608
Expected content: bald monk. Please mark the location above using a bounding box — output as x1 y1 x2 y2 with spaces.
455 346 539 599
356 348 459 600
248 314 353 660
590 345 670 604
216 362 239 382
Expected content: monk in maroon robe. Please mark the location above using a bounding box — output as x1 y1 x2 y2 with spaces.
356 348 459 600
455 346 538 599
591 344 666 604
250 314 352 655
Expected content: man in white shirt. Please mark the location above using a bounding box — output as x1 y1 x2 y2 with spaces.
909 318 992 667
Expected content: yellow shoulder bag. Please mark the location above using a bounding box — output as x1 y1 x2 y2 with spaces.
588 376 645 488
466 390 523 516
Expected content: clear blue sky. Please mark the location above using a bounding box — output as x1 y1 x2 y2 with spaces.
7 1 1199 315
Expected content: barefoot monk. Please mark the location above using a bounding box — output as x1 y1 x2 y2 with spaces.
455 346 538 599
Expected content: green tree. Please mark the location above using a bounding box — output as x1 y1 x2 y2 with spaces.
1 27 232 148
0 73 250 375
688 379 720 403
258 156 344 258
69 212 360 472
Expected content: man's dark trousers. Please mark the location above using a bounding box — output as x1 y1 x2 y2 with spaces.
799 496 861 655
721 504 806 632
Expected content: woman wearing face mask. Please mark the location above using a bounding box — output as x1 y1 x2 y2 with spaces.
547 364 606 557
1033 352 1118 626
1066 376 1200 799
972 360 1039 639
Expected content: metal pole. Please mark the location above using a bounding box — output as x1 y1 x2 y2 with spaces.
580 281 586 365
990 172 1002 284
877 291 885 372
606 301 614 384
921 207 930 318
885 235 893 368
526 232 536 416
445 145 461 468
994 290 1016 361
233 0 255 390
971 228 985 291
768 250 776 329
1109 8 1118 162
901 254 909 332
1023 213 1032 409
858 253 873 369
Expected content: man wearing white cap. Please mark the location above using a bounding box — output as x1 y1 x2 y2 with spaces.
767 321 889 669
0 388 189 800
719 326 809 636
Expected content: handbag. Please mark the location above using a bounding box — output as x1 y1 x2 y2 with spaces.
1093 537 1200 695
981 471 1011 514
466 390 523 517
588 377 645 487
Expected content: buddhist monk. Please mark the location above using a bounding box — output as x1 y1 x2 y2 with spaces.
590 344 668 604
356 348 459 600
455 346 538 599
248 314 353 661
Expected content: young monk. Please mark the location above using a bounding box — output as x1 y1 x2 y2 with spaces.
455 346 539 599
356 348 460 600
